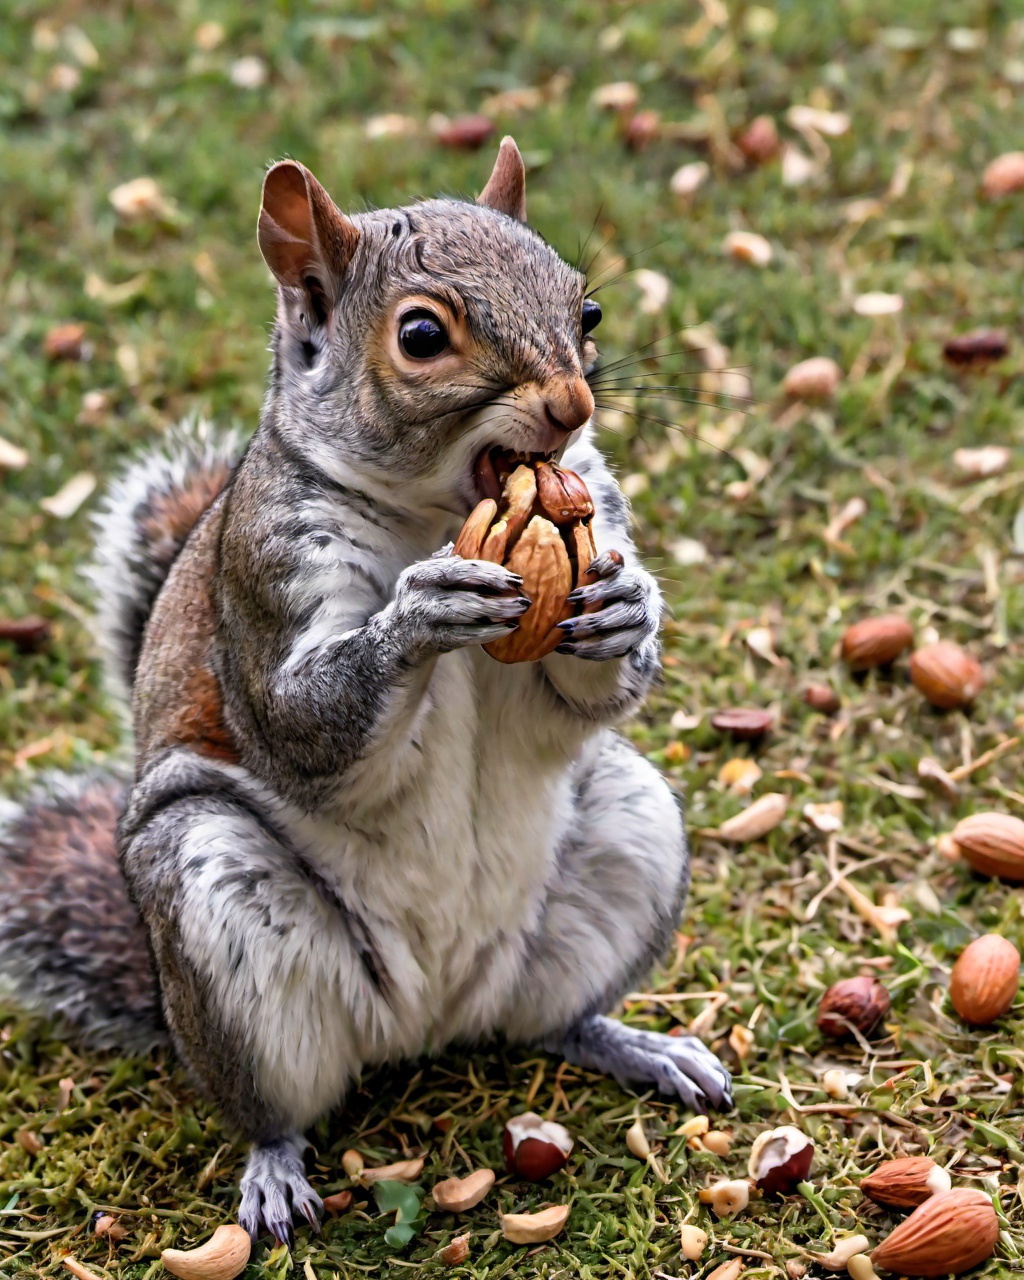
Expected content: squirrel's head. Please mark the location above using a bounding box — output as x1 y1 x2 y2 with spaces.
258 138 598 513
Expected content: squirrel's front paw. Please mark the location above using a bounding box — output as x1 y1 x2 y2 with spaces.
392 554 530 657
555 553 662 661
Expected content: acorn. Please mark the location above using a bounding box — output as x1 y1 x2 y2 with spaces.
748 1125 814 1193
503 1112 573 1180
817 976 891 1040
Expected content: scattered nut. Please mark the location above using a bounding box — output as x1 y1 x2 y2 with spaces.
701 1130 733 1157
804 801 844 833
16 1129 43 1155
723 230 773 267
432 1167 495 1213
909 642 985 710
669 161 710 198
679 1223 709 1260
950 811 1024 881
813 1235 872 1270
848 1255 880 1280
161 1225 251 1280
44 323 86 361
623 109 662 151
949 934 1020 1026
710 708 775 740
504 1112 573 1180
677 1115 710 1138
94 1213 129 1241
500 1203 570 1244
698 1178 751 1218
738 115 780 164
860 1157 951 1208
821 1069 860 1100
853 292 903 317
944 331 1010 369
625 1117 651 1160
715 792 787 842
592 81 639 112
871 1188 999 1276
803 683 840 714
817 976 891 1040
359 1157 425 1185
439 1233 471 1265
747 1125 814 1193
706 1258 745 1280
718 758 763 793
981 151 1024 198
0 616 51 653
63 1262 105 1280
841 616 914 672
952 445 1011 479
433 115 495 149
783 356 842 399
322 1190 353 1215
341 1148 364 1178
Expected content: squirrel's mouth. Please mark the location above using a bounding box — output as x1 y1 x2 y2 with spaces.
473 446 556 504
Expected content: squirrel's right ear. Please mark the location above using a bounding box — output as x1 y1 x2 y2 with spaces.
258 161 359 302
477 136 527 223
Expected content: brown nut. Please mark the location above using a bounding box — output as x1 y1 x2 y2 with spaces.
161 1225 251 1280
817 976 891 1040
748 1125 814 1194
439 1233 471 1265
0 615 52 652
504 1112 573 1180
909 642 984 710
860 1157 951 1209
943 328 1010 368
738 115 780 164
981 151 1024 199
454 460 598 664
710 707 774 740
840 615 914 672
802 683 840 714
949 934 1020 1026
44 322 86 361
871 1188 999 1276
434 114 495 149
950 811 1024 881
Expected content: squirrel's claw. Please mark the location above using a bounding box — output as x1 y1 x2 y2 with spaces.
238 1136 323 1241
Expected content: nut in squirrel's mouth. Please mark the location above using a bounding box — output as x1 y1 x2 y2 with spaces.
474 447 556 504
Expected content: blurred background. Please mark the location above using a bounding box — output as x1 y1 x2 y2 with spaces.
2 3 1024 1276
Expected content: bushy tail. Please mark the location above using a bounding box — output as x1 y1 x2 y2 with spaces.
0 773 162 1050
88 416 243 696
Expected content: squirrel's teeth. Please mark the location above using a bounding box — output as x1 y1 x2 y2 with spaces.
474 448 502 503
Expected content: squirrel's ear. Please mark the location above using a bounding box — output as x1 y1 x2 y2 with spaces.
258 161 359 300
477 136 527 223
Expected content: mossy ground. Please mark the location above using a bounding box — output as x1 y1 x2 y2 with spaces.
1 1 1023 1276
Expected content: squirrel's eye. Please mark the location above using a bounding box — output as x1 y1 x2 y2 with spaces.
399 311 449 359
582 299 602 335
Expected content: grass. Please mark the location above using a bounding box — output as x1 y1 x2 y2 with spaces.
2 0 1024 1276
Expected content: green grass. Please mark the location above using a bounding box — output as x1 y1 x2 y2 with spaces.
2 0 1024 1276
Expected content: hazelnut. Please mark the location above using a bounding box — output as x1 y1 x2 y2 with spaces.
840 615 914 672
710 707 775 740
943 330 1010 369
433 115 495 149
44 322 87 361
817 976 891 1040
981 151 1024 198
748 1125 814 1193
738 115 781 164
503 1112 573 1181
909 642 984 710
949 934 1020 1026
803 683 840 714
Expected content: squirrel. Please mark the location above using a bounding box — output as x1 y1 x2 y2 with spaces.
0 138 730 1240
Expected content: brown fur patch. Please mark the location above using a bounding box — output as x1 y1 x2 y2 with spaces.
140 462 233 575
169 664 239 763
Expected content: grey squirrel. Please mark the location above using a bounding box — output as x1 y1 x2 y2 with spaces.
0 138 730 1241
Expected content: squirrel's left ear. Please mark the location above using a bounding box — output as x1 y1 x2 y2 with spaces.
477 136 527 223
258 161 359 305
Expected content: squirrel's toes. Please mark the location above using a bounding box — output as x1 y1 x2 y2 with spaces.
238 1135 322 1242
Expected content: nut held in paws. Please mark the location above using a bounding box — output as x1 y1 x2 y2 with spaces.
455 459 596 663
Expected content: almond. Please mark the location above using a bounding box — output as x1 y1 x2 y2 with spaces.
949 934 1020 1026
860 1157 951 1208
715 792 787 842
840 615 913 672
871 1188 999 1276
909 642 984 710
981 150 1024 198
161 1225 251 1280
950 811 1024 881
432 1167 495 1212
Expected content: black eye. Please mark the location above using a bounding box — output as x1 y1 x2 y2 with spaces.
582 299 602 335
399 311 449 359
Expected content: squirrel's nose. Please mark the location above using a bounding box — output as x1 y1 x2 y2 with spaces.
542 377 595 434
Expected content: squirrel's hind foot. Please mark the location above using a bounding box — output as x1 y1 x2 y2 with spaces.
238 1135 322 1243
548 1014 732 1113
